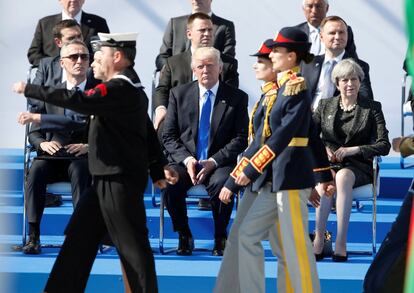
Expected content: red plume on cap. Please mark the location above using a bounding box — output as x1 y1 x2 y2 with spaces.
250 39 272 57
265 27 311 53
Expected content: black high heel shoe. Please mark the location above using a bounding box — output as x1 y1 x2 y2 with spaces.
332 253 348 262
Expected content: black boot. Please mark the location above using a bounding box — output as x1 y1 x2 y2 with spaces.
177 231 194 256
212 237 226 256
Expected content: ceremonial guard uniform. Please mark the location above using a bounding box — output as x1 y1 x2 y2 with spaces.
22 33 166 293
215 27 332 293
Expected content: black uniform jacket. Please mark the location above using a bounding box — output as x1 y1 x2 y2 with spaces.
24 68 167 187
225 75 332 193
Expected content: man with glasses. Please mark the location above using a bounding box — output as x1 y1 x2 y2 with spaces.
294 0 357 57
19 39 92 255
28 0 109 66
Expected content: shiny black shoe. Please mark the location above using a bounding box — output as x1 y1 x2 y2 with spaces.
212 237 226 256
314 252 325 261
332 253 348 262
198 198 212 211
177 235 194 256
22 235 41 255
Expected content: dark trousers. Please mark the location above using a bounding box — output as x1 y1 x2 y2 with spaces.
26 158 90 225
44 174 158 293
164 164 234 239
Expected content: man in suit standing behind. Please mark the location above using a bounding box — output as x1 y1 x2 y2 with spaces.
28 0 109 66
153 12 239 135
155 0 236 70
162 47 248 256
294 0 357 57
301 15 373 111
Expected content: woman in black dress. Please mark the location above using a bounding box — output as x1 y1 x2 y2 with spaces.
311 58 391 261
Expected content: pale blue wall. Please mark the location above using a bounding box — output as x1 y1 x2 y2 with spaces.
1 0 407 153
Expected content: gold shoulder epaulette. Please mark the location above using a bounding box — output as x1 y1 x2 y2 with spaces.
265 88 277 97
283 75 307 96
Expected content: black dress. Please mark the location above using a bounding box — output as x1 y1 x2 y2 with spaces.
333 107 372 187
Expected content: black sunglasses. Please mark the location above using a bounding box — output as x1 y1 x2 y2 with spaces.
62 53 89 62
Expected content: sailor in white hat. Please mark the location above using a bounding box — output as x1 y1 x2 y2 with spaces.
13 32 178 292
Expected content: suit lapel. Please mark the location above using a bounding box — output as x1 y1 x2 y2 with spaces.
209 83 227 149
182 51 193 82
80 12 91 39
302 55 323 98
345 99 368 144
52 58 63 85
324 96 339 136
187 83 199 152
48 82 66 115
312 55 324 94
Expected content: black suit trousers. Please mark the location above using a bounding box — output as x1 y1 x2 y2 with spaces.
26 158 90 225
44 174 158 293
164 164 234 239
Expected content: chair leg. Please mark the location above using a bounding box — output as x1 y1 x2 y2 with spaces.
372 195 377 255
159 190 165 255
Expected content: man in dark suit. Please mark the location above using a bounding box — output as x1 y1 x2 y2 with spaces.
21 40 93 255
15 32 176 293
301 15 373 111
28 0 109 66
294 0 357 57
153 12 238 136
162 47 248 256
155 0 236 70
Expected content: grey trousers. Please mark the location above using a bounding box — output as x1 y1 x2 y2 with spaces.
214 184 319 293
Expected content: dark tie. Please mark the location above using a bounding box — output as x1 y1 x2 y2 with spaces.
64 86 80 118
197 90 212 160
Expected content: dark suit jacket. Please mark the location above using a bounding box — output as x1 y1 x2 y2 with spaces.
294 22 357 58
155 13 236 70
27 11 110 66
153 50 239 111
301 52 374 102
162 81 248 168
25 68 167 185
313 96 390 178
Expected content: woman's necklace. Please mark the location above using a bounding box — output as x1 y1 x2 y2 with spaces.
339 99 357 112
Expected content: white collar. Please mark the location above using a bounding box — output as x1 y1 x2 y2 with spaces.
324 50 346 66
199 81 219 98
62 10 82 23
66 78 87 90
112 74 142 88
307 22 319 33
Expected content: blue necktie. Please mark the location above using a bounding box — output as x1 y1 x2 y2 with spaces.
197 90 212 160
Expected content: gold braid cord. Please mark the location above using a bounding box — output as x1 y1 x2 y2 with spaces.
248 81 277 145
248 100 260 144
